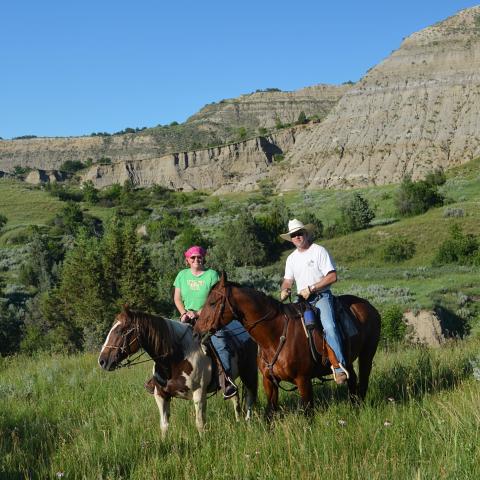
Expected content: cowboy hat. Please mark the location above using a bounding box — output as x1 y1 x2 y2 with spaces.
279 219 315 242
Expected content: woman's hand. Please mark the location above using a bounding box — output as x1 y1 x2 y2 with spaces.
181 310 198 324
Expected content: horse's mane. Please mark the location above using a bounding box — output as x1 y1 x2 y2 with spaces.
223 281 285 311
126 309 181 357
224 280 304 317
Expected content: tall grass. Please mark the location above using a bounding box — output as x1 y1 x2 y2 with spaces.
1 339 479 479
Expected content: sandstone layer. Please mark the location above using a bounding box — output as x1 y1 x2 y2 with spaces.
282 6 480 190
1 7 480 193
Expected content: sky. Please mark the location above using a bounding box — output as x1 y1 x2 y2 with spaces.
1 1 479 139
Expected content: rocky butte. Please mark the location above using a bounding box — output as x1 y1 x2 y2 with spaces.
1 6 480 193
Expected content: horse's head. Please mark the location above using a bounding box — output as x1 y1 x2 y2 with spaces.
195 272 236 335
98 305 141 371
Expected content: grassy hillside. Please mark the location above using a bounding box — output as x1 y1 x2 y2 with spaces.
0 180 64 245
0 158 478 337
0 339 479 479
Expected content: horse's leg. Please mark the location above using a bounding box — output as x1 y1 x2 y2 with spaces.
262 374 279 421
346 365 359 404
231 394 242 422
239 341 258 422
358 352 374 401
153 392 171 439
296 377 314 414
192 388 207 434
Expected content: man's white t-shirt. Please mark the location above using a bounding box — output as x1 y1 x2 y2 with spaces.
284 243 336 292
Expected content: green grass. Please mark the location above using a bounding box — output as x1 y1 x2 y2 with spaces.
1 339 479 479
0 180 64 245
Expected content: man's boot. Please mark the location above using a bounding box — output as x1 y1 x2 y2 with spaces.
144 372 166 394
325 344 349 385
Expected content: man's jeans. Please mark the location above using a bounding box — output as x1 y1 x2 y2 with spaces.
312 291 346 368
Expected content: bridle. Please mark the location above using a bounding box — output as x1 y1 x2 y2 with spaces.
102 320 149 369
104 316 190 369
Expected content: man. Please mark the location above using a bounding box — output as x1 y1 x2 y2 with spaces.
279 219 348 385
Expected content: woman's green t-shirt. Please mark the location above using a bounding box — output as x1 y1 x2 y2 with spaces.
173 268 219 311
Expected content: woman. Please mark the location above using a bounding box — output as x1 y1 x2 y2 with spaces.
145 246 243 398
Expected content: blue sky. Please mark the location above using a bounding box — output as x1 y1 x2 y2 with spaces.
1 1 478 139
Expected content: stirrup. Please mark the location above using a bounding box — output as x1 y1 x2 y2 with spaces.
331 363 350 380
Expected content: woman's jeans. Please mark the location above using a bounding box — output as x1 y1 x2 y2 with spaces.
210 320 249 373
312 291 346 368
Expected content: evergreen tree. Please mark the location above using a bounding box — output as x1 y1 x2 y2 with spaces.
340 193 375 232
118 222 158 310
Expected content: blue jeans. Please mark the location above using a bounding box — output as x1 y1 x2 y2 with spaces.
210 321 250 373
312 291 346 368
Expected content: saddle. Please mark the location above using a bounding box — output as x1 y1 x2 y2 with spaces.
300 295 358 367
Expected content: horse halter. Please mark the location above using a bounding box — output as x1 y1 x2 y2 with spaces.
208 284 241 328
104 322 140 358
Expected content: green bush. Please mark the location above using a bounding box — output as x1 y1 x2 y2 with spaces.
382 236 416 263
394 175 444 216
60 160 86 173
0 213 7 231
434 224 480 266
381 304 407 343
340 193 375 232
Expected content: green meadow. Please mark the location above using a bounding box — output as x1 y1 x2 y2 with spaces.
1 339 479 479
0 159 479 478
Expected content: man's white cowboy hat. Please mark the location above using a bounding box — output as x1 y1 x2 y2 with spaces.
280 219 315 242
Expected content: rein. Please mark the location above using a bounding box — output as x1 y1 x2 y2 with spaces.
212 284 297 392
262 312 297 392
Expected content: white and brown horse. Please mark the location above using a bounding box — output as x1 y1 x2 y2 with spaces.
98 306 258 436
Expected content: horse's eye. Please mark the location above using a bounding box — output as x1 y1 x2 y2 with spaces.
209 301 216 307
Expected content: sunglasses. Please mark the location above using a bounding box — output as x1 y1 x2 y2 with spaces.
290 230 305 239
189 256 204 260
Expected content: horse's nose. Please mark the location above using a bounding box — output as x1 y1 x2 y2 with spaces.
98 357 107 369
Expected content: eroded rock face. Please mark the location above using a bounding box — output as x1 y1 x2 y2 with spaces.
0 84 347 179
187 84 351 129
403 310 445 347
2 7 480 192
284 6 480 189
81 130 298 193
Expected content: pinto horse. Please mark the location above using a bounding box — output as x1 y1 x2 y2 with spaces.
98 306 258 436
195 273 381 416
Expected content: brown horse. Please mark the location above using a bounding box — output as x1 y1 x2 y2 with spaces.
195 273 381 416
98 306 258 436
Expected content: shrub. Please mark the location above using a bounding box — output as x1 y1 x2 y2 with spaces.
0 213 7 231
381 304 407 343
340 193 375 232
443 207 465 218
434 224 480 266
296 111 308 125
60 160 86 173
382 237 416 263
394 175 444 216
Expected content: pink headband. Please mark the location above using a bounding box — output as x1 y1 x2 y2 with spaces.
184 246 206 258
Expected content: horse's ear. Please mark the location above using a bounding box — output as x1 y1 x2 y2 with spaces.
220 271 228 285
122 303 130 313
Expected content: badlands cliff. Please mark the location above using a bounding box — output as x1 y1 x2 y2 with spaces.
2 6 480 193
281 6 480 190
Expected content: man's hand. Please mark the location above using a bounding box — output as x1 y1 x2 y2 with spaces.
280 288 291 302
298 287 311 300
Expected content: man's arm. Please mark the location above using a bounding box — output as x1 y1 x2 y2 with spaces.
309 270 337 293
